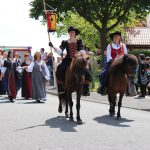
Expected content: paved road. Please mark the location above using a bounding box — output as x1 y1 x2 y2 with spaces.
0 94 150 150
47 86 150 111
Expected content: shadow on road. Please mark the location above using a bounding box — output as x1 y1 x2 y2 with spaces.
94 115 134 127
15 124 45 131
45 116 78 132
15 116 78 132
141 109 150 112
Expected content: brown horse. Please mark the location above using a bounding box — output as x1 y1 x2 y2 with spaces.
58 56 87 123
108 54 138 119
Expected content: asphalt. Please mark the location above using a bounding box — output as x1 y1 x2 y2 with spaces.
46 86 150 112
0 94 150 150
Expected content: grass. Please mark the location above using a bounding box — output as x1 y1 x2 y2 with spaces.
91 77 99 92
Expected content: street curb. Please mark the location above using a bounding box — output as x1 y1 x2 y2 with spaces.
46 90 149 112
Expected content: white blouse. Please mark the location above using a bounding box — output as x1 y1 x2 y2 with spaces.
1 58 22 73
107 42 128 62
27 60 50 80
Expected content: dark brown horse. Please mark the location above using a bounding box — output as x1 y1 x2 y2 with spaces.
58 56 87 123
108 54 138 119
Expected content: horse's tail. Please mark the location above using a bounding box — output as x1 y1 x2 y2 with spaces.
58 91 67 113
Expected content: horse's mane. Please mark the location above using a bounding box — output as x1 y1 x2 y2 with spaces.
70 57 87 73
110 54 138 74
66 56 87 87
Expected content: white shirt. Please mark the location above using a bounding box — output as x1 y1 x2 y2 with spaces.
27 60 50 80
1 58 22 73
107 42 128 62
41 52 47 61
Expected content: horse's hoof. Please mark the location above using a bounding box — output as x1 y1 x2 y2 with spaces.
116 116 121 120
69 117 74 121
58 106 62 113
77 119 83 125
109 112 115 117
65 113 69 118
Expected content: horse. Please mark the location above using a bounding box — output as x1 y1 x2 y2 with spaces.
58 56 87 123
107 54 138 119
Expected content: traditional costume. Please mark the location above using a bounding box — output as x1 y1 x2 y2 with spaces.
0 53 7 95
15 54 22 91
21 54 32 99
98 31 128 94
0 56 3 94
1 50 21 102
50 27 82 92
49 26 91 95
27 52 50 102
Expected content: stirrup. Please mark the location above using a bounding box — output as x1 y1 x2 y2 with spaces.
58 91 65 95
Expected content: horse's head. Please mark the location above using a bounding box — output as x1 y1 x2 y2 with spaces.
68 56 87 86
122 54 138 75
74 56 87 73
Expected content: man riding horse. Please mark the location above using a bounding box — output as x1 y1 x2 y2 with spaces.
98 31 128 95
49 26 91 96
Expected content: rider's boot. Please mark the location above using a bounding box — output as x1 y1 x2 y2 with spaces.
97 85 107 95
57 83 65 94
82 83 90 96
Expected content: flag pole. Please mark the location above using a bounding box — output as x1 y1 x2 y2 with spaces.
42 0 58 90
42 0 52 53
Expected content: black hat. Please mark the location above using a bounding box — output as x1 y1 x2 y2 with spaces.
68 26 80 36
109 31 121 40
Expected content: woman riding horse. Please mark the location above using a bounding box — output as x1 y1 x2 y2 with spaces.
49 26 91 96
98 31 128 95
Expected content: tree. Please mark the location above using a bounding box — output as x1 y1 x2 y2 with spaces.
29 0 150 54
56 12 99 51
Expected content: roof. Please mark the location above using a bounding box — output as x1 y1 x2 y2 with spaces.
125 27 150 45
0 46 32 49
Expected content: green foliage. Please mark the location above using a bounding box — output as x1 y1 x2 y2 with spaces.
29 0 150 54
30 0 150 31
56 12 99 51
129 50 150 56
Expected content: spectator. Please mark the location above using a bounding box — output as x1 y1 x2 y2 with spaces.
146 56 150 95
138 54 148 98
40 48 47 61
46 52 54 86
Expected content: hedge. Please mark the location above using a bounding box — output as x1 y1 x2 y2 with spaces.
128 50 150 56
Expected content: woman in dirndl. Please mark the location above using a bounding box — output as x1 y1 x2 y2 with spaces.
26 51 50 102
0 52 7 95
21 53 32 99
49 26 91 95
1 50 21 102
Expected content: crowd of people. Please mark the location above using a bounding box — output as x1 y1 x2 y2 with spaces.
126 54 150 98
0 49 50 102
0 26 150 103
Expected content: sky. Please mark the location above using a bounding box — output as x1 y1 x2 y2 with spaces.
0 0 66 54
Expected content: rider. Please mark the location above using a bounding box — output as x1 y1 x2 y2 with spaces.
98 31 128 94
49 26 91 95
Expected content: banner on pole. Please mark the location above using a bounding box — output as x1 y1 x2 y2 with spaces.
46 12 57 32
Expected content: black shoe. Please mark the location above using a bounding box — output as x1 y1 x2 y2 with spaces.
36 99 41 103
138 95 145 98
82 92 90 96
97 87 107 95
9 96 14 102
